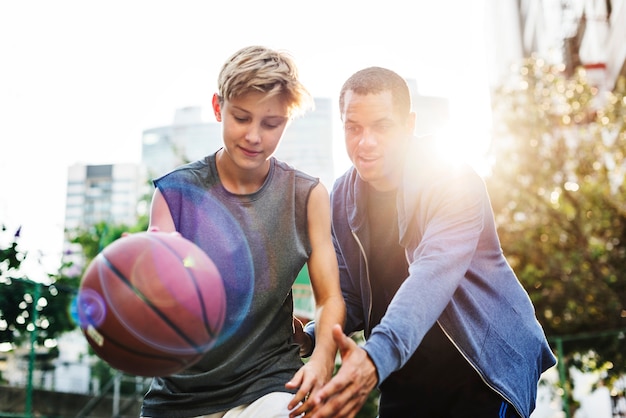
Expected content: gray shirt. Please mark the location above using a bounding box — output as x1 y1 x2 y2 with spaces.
141 152 318 417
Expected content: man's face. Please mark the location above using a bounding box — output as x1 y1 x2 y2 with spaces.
341 90 414 191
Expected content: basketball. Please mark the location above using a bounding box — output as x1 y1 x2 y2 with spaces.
76 231 226 377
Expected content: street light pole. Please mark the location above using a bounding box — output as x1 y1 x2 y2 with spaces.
25 280 40 418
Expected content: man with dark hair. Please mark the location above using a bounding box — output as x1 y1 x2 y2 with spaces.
296 66 555 418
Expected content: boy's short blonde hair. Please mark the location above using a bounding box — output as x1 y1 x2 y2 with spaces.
217 45 313 118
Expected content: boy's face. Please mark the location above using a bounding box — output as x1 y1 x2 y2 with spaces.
341 90 414 191
213 91 290 173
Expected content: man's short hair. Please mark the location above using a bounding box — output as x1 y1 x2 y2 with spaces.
339 67 411 117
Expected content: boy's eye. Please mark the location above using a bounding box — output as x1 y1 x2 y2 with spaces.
262 117 287 129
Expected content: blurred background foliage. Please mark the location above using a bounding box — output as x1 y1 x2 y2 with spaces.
487 56 626 383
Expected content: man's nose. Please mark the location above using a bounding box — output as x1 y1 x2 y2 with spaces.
358 128 377 147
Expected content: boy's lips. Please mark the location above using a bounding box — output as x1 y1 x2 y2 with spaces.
240 146 262 157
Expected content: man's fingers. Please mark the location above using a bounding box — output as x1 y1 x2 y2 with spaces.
309 385 362 418
331 324 353 354
329 396 362 418
307 326 371 417
312 370 351 405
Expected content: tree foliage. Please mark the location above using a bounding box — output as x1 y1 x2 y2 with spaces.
487 56 626 379
0 225 79 347
0 210 148 345
67 218 148 263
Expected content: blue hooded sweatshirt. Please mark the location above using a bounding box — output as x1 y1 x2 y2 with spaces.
308 136 556 418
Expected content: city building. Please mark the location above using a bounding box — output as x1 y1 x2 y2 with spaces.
63 162 145 270
64 163 145 232
63 162 146 271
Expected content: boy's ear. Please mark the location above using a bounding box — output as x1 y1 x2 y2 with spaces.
212 93 222 122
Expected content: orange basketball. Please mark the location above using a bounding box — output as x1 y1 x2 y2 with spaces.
76 231 226 377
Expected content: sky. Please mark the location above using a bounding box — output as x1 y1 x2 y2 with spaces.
0 0 493 278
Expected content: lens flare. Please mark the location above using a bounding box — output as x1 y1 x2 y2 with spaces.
160 184 255 347
76 288 107 328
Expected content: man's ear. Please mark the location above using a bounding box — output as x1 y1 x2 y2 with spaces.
212 93 222 122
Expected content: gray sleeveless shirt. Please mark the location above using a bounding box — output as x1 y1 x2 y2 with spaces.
141 152 319 417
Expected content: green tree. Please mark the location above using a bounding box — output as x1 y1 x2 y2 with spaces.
0 224 80 347
67 217 148 263
487 56 626 381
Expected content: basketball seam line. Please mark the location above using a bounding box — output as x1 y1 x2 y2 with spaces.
148 233 224 340
101 255 205 354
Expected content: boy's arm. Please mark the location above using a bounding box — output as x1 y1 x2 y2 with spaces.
148 188 176 232
286 182 346 415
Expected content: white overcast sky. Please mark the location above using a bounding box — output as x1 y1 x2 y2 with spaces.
0 0 492 277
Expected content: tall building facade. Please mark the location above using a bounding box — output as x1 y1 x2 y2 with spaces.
64 163 144 232
63 162 146 274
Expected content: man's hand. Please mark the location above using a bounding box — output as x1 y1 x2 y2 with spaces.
306 324 378 418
